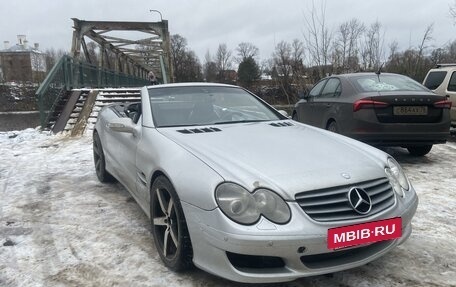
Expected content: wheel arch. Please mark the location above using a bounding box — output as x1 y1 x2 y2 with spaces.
149 169 176 210
326 118 336 128
148 170 170 221
150 169 168 189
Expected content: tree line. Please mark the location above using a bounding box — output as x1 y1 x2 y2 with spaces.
168 3 456 104
171 38 455 105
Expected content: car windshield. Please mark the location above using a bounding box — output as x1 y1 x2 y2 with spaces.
148 86 282 127
353 74 428 92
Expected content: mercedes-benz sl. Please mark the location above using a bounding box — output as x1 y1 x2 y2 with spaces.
93 83 418 283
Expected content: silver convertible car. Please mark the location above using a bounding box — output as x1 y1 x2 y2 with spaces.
93 83 418 283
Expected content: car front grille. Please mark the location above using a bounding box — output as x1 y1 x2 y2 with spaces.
295 177 395 222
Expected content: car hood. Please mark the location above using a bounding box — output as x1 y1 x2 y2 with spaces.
158 122 387 200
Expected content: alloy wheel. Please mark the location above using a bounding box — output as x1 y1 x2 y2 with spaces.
153 187 179 259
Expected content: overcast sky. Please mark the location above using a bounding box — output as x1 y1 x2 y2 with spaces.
1 0 455 63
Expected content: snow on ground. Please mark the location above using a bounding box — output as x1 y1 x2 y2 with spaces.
0 129 455 287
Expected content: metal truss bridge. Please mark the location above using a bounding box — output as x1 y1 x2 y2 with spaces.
36 18 173 132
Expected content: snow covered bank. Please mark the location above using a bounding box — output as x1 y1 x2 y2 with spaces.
0 129 455 286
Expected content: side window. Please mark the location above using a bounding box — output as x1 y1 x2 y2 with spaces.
447 71 456 92
309 80 327 97
320 78 341 98
423 71 447 90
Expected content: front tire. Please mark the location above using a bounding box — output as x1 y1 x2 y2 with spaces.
150 176 193 271
93 132 116 182
407 145 433 156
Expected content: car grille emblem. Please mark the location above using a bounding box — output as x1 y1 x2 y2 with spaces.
347 187 372 215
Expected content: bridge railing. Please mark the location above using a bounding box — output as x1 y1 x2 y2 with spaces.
37 55 149 128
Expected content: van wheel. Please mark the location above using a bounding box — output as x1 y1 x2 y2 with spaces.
327 121 339 133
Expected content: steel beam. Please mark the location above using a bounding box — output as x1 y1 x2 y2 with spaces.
70 18 173 83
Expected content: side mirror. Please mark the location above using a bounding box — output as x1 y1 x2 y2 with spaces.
298 91 310 100
107 118 136 135
278 110 290 118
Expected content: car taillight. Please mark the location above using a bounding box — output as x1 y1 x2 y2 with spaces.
433 100 452 109
353 99 389 112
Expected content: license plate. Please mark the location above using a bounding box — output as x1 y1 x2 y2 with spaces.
327 217 402 249
393 106 427 115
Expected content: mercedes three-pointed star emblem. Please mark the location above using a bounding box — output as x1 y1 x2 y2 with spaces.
347 187 372 215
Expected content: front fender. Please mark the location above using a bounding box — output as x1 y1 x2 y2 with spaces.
137 127 224 211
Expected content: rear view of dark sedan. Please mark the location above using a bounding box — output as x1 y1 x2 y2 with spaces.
292 73 451 156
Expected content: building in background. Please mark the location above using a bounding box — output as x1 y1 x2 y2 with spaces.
0 35 47 83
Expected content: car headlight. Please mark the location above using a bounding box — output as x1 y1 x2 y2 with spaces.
215 182 291 225
385 157 410 197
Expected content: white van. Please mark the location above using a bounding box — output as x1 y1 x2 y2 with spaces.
423 64 456 126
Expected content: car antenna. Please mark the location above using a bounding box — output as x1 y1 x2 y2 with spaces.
375 63 384 80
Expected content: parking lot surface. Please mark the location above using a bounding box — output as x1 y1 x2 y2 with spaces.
0 129 455 286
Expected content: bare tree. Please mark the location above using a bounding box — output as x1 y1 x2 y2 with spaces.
290 39 306 91
430 48 446 65
169 34 203 82
272 40 305 104
334 19 364 72
215 44 233 83
388 41 399 60
291 39 305 67
302 1 333 79
235 42 259 63
203 50 218 82
361 21 385 71
414 24 434 77
181 50 203 82
385 40 410 75
451 0 456 23
333 21 350 71
171 34 188 81
45 48 67 71
446 40 456 60
273 41 292 78
260 58 274 76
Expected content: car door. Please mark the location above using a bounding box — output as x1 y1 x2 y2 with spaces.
104 114 142 199
296 79 327 125
311 78 342 129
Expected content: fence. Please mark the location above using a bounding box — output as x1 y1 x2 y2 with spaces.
36 55 149 128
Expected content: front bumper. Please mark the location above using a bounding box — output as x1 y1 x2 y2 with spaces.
182 192 418 283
